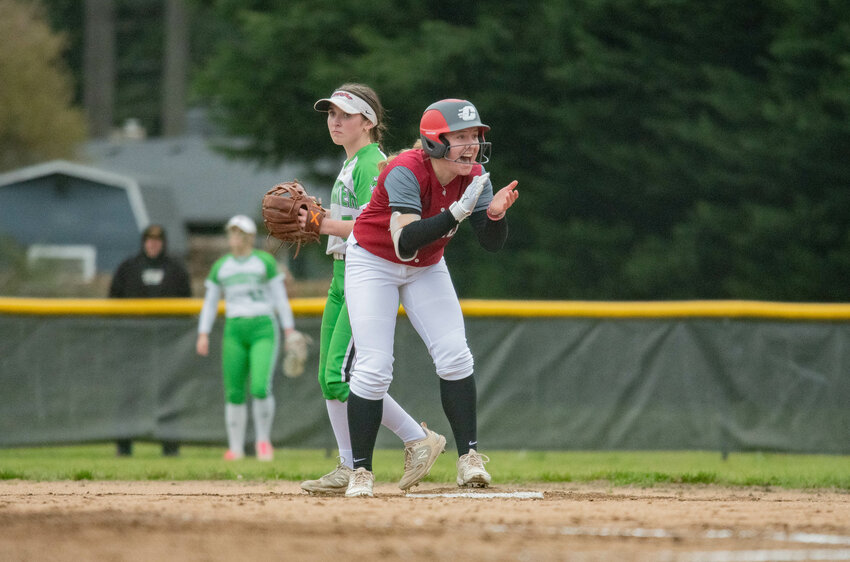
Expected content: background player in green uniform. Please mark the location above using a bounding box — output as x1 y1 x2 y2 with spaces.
196 215 298 461
299 84 445 494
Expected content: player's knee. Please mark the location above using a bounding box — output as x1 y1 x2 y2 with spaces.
250 385 269 400
434 342 474 378
322 378 350 401
429 328 471 362
438 366 474 381
225 390 246 404
349 371 392 400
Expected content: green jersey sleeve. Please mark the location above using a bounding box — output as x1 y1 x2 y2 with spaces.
256 250 280 280
206 255 228 284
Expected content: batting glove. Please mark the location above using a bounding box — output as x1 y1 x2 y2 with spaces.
449 173 490 222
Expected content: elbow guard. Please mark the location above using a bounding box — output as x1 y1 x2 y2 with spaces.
390 211 420 262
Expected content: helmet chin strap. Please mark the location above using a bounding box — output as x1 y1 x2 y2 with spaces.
443 142 492 164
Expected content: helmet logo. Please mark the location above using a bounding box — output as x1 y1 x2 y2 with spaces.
458 106 477 121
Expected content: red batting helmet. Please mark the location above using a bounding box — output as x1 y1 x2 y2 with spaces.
419 99 491 160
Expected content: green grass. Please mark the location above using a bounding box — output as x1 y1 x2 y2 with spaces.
1 444 849 490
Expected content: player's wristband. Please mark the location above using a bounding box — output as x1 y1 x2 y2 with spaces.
486 208 505 221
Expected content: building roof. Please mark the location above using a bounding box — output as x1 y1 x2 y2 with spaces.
0 160 187 268
0 160 151 226
83 135 316 228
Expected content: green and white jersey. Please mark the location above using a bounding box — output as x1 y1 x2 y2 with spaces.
326 142 385 255
198 250 294 333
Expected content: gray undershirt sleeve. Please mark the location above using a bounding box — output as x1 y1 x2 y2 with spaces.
386 167 423 212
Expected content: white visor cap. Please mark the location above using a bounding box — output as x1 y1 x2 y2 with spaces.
314 90 378 125
226 214 257 235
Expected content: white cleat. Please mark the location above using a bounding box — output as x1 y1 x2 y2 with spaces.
301 462 353 495
457 449 491 488
345 467 375 498
399 422 446 491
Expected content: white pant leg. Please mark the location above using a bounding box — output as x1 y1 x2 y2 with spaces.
401 258 474 380
345 244 403 400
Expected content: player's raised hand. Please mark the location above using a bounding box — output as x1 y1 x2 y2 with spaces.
487 180 519 220
450 172 490 222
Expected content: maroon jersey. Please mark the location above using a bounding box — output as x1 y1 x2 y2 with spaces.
353 149 484 267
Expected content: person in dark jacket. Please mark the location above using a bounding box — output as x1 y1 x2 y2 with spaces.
109 224 192 456
110 224 192 299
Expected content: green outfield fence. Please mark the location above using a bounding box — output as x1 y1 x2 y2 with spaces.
1 297 849 454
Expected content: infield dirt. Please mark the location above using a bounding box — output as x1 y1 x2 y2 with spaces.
2 480 849 561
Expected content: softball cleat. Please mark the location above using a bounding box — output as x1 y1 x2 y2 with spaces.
256 440 274 462
223 449 244 461
345 467 375 497
301 462 353 495
456 449 491 488
399 422 446 491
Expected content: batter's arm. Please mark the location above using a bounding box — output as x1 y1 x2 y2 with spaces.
393 207 459 259
468 178 517 252
386 166 459 259
469 210 508 252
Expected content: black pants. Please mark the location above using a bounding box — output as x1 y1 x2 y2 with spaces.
116 440 180 456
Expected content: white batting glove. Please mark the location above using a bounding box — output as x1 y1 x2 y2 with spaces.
449 173 490 222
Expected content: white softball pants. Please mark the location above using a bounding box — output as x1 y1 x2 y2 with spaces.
344 242 474 400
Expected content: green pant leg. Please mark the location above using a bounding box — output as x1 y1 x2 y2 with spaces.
222 319 250 404
317 264 342 397
247 316 279 399
319 260 351 402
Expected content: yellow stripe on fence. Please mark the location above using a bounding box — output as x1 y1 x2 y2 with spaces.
1 297 850 320
459 299 850 319
0 297 328 316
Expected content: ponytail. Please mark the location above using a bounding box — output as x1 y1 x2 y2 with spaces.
378 139 423 172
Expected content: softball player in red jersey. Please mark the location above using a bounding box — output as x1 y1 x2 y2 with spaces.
298 84 446 495
343 99 519 496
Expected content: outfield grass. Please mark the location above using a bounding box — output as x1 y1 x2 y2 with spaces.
1 444 848 490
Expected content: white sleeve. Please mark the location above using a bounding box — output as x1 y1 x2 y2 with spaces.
198 280 221 334
268 274 295 331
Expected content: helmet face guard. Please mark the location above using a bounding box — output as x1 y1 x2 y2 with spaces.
419 99 491 163
440 141 492 164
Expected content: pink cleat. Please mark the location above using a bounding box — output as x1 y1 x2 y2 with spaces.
223 449 244 461
256 441 274 461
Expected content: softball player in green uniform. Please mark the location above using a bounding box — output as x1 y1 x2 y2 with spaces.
196 215 297 461
299 84 445 494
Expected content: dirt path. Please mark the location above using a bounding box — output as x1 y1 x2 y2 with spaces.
2 481 849 561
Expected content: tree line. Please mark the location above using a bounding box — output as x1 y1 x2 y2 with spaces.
33 0 850 300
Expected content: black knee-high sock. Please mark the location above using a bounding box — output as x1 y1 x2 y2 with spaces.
347 392 383 471
440 375 478 456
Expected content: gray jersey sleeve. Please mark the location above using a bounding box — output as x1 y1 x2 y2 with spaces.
386 166 424 212
472 166 494 213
